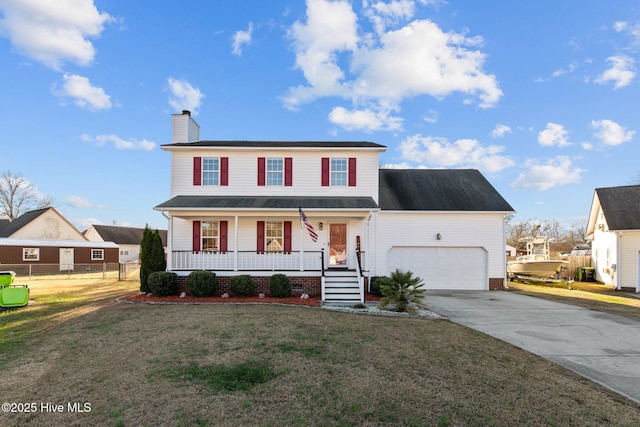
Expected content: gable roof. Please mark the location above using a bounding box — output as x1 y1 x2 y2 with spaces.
88 225 168 246
593 185 640 230
379 169 514 212
0 208 49 237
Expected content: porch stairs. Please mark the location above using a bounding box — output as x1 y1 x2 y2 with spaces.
323 269 362 305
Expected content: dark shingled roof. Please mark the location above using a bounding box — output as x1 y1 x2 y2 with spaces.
379 169 514 212
89 225 168 246
0 208 49 237
162 141 386 149
155 196 378 210
596 185 640 230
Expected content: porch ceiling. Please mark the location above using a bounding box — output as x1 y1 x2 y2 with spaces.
155 195 378 211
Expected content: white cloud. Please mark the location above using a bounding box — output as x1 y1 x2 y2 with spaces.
284 0 502 131
423 109 438 123
590 119 635 146
491 124 511 138
232 22 253 56
538 123 570 147
614 20 640 50
511 156 584 191
81 133 156 151
66 195 103 209
399 134 514 173
328 105 403 131
167 78 205 114
0 0 113 70
595 55 635 89
54 74 112 111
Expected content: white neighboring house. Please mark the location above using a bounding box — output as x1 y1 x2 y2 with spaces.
84 225 167 263
586 185 640 292
154 111 515 302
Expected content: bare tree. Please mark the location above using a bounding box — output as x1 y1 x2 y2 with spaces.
0 170 56 221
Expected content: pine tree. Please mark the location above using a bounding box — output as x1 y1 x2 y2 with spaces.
139 225 153 292
151 229 166 273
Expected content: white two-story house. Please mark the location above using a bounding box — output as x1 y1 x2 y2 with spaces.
155 111 514 302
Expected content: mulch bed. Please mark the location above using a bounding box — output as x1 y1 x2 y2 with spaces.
119 293 381 307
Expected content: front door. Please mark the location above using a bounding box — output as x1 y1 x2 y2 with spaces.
329 223 347 267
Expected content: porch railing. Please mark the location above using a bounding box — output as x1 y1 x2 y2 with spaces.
171 250 323 272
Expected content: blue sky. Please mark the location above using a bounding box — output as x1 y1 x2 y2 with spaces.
1 0 639 232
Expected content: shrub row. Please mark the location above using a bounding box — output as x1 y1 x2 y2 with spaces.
145 271 292 298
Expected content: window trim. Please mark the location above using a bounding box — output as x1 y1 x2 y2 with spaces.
23 248 40 261
201 220 220 252
202 157 220 186
266 157 284 186
330 158 348 186
91 249 104 261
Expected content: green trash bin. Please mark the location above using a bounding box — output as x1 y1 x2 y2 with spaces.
578 267 595 282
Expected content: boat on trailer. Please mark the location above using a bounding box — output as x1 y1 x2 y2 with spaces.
507 236 568 280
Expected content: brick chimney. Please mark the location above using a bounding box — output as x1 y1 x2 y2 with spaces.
171 110 200 143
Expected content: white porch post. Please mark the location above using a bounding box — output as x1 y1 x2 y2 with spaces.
234 215 238 271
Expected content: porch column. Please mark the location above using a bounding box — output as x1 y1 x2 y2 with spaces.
234 215 238 271
300 216 304 271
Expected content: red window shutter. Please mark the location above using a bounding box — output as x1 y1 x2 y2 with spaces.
193 157 202 186
192 221 201 253
348 157 357 186
284 221 292 254
284 157 293 187
220 157 229 186
220 220 228 253
256 221 265 254
321 157 330 186
257 157 266 186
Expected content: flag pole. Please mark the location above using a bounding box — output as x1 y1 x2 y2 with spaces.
299 207 304 271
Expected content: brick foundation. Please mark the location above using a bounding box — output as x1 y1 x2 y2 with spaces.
489 278 505 290
620 287 638 293
176 274 321 296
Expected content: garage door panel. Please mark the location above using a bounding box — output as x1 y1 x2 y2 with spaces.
387 247 486 290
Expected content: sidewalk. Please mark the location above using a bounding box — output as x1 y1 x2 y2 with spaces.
424 291 640 404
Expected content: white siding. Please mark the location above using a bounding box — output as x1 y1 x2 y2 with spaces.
374 211 506 284
172 113 200 143
619 232 640 291
169 149 380 202
11 210 85 241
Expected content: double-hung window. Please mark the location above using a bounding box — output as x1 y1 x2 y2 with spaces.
265 221 283 252
202 157 219 186
330 158 348 186
266 158 283 186
202 221 219 251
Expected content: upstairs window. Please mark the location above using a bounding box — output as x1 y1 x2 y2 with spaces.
266 158 283 186
322 157 356 187
193 157 228 186
330 158 347 186
202 157 219 185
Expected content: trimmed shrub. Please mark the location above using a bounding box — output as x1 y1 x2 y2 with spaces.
147 271 178 297
229 274 255 297
187 271 218 297
269 274 291 298
370 276 383 296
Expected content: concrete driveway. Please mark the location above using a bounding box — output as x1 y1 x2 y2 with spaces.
424 290 640 404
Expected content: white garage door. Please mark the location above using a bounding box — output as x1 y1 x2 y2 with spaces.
387 247 487 290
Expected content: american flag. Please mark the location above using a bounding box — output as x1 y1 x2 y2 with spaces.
299 207 318 242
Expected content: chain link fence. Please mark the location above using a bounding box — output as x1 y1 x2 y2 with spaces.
0 261 141 282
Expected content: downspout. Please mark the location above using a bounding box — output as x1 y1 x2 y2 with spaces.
616 231 622 290
503 213 509 290
365 211 372 293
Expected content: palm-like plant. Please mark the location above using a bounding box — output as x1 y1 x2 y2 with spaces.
378 269 426 314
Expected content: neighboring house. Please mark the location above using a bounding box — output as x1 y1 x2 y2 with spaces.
506 245 517 257
154 111 514 302
586 185 640 292
0 207 86 241
0 207 119 270
84 225 167 263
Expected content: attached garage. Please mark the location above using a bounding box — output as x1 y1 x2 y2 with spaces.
387 246 488 290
